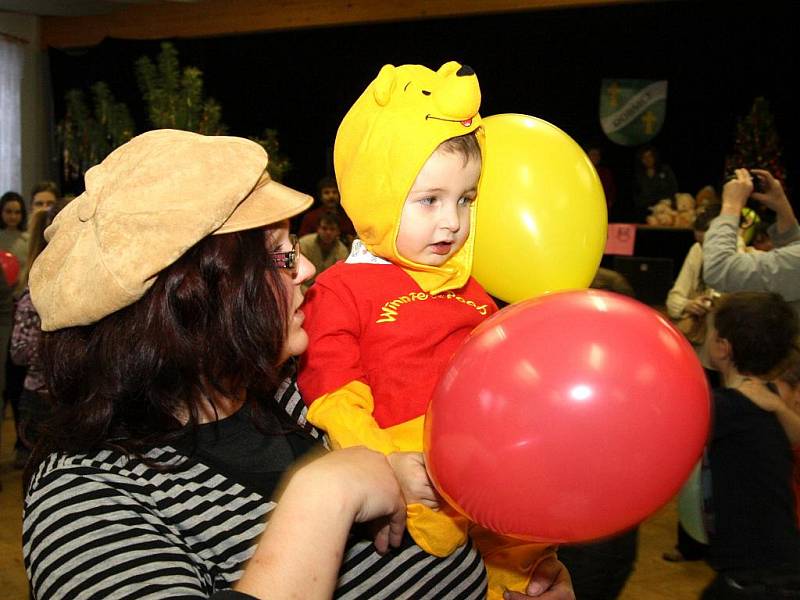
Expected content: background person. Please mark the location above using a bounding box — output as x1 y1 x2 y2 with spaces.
10 201 66 466
297 176 356 244
29 181 59 214
701 292 800 599
633 145 678 223
586 145 616 215
298 211 349 291
703 168 800 316
0 190 29 469
0 191 29 267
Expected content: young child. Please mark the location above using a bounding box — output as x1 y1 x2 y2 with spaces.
702 292 800 597
298 61 553 599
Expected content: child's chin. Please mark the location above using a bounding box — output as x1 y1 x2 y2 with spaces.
423 253 450 267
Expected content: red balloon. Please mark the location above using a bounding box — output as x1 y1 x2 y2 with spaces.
0 252 20 287
424 289 711 543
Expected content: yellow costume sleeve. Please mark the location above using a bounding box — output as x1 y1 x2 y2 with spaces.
306 380 468 556
305 380 398 454
470 525 558 600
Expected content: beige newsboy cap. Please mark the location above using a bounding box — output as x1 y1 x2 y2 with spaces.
30 129 312 331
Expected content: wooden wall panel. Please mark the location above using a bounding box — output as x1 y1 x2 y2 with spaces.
41 0 643 48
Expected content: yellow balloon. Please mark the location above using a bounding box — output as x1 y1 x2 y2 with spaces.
474 114 607 303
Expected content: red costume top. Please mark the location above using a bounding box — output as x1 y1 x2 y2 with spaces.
298 262 497 428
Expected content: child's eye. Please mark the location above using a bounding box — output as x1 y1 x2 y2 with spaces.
419 197 437 206
458 196 476 207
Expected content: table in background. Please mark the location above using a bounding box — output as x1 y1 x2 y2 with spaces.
602 224 695 306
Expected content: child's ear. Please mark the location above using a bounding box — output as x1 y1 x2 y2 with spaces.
373 64 397 107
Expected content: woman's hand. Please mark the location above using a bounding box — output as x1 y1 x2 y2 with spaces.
503 556 575 600
303 447 407 552
684 295 712 317
739 380 800 445
739 379 783 412
387 451 440 509
236 446 406 599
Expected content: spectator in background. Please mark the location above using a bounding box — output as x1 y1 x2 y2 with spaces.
736 348 800 528
0 191 29 268
298 211 348 291
633 146 678 222
662 203 724 565
587 146 617 213
696 185 720 211
666 203 724 362
30 181 59 214
10 201 66 463
590 267 634 297
298 176 356 244
0 190 29 469
701 292 800 598
703 168 800 317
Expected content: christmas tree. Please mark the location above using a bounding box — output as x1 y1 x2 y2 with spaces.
135 42 225 135
724 97 787 187
250 128 292 183
57 82 135 185
57 43 291 186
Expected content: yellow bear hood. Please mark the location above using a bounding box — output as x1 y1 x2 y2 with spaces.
334 61 482 294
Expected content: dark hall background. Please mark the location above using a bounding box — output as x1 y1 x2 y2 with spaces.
48 0 799 220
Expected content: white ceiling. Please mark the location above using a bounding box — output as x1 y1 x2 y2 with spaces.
0 0 198 17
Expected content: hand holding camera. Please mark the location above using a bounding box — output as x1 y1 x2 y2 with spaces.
722 167 795 234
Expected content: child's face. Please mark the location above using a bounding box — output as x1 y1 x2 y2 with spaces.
396 149 480 267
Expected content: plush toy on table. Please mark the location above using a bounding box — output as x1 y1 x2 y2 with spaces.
646 197 677 226
674 193 697 228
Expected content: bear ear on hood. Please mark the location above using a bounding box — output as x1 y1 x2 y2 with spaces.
373 64 397 107
436 61 461 77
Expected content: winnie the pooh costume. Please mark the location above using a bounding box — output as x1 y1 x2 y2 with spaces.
299 61 554 599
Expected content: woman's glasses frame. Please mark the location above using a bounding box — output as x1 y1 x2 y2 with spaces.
269 234 299 278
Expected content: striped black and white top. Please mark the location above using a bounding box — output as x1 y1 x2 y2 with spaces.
22 378 488 599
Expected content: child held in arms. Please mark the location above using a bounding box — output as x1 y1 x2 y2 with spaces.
298 61 555 599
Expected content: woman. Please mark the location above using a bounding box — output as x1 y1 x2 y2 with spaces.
0 190 29 469
633 146 678 223
0 190 28 264
23 130 571 600
29 180 59 214
11 202 66 462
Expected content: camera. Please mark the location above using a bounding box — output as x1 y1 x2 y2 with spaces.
750 171 765 194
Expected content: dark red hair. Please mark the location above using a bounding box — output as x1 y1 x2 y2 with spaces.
27 227 294 481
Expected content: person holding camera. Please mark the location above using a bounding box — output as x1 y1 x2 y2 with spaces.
703 168 800 317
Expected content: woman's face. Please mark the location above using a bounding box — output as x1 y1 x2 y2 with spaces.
32 190 57 213
2 201 23 229
268 222 315 362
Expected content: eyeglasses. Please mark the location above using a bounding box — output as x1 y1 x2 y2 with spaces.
269 234 299 278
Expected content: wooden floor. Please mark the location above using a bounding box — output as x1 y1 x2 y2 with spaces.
0 411 715 599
